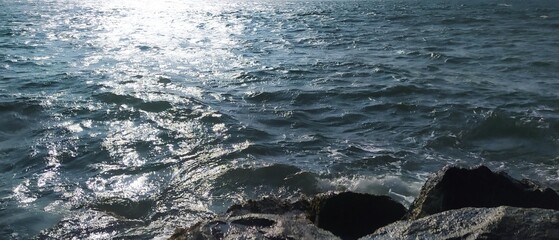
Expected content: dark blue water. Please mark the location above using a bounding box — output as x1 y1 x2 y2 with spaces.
1 0 558 238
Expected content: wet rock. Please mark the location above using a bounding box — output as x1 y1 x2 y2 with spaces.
170 166 559 240
225 192 408 240
407 165 559 220
365 206 559 240
309 192 407 240
170 192 405 240
169 213 340 240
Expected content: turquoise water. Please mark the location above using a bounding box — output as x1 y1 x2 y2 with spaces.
1 0 558 238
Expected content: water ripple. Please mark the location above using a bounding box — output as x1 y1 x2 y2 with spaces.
1 0 558 238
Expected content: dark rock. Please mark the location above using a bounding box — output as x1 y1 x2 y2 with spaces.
309 192 407 240
169 213 340 240
171 165 559 239
407 165 559 220
230 217 276 227
365 206 559 240
170 192 405 240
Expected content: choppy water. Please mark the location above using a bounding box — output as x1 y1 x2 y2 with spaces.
1 0 558 238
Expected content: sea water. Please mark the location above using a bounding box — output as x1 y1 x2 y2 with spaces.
1 0 558 238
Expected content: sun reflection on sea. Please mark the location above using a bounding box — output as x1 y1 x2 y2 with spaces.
82 0 246 81
10 0 255 237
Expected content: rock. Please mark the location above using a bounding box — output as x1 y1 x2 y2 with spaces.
309 192 407 240
169 213 340 240
170 165 559 240
364 206 559 240
170 192 405 240
407 165 559 220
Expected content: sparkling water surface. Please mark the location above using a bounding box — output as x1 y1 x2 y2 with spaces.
1 0 559 238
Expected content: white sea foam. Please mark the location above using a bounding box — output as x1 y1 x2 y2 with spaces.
317 174 424 206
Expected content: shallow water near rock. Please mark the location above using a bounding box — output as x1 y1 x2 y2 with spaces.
1 0 558 238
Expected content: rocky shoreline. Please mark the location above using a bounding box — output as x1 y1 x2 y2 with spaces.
170 165 559 240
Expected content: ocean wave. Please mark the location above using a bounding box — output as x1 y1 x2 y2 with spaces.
94 92 173 113
0 99 43 136
440 17 490 24
461 110 549 140
37 209 149 239
457 110 559 161
315 112 368 127
317 173 422 206
2 0 559 238
211 164 319 198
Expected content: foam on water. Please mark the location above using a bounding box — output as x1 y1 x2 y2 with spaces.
317 174 424 206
